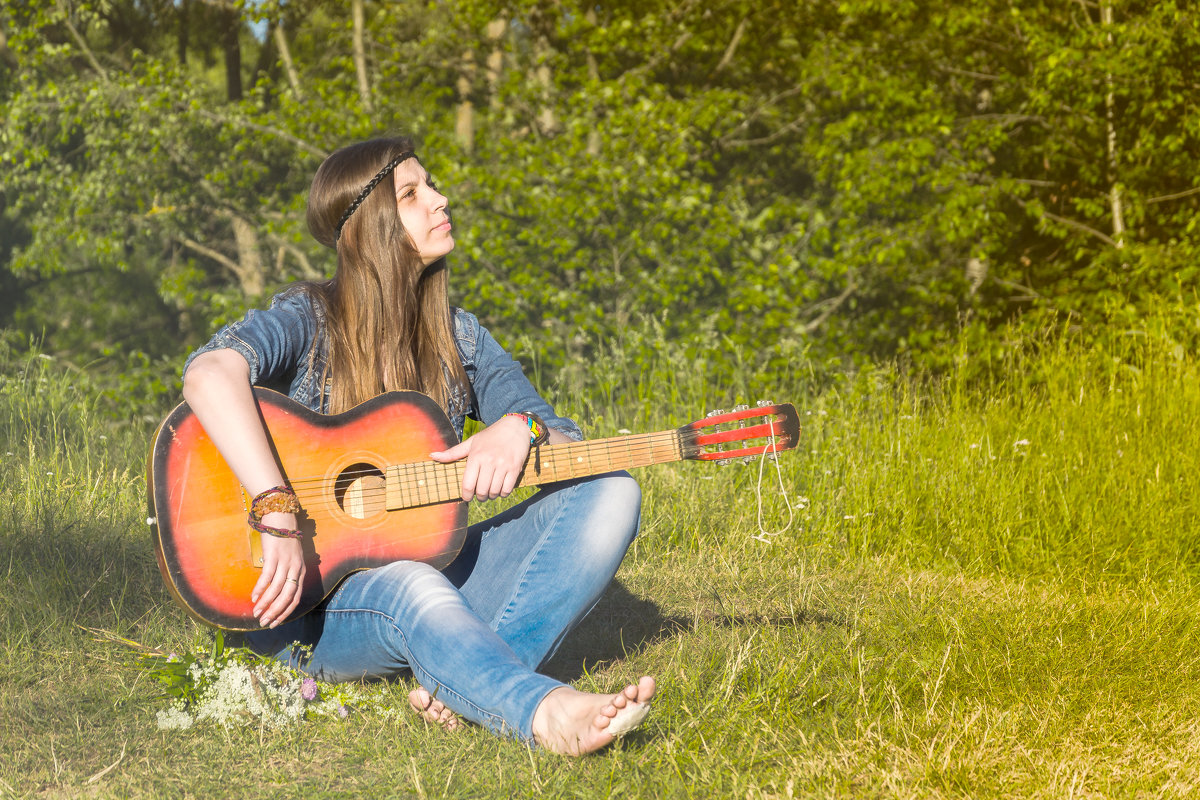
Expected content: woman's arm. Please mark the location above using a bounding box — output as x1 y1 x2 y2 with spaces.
181 348 306 628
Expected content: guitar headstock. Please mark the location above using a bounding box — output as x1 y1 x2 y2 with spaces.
679 401 800 462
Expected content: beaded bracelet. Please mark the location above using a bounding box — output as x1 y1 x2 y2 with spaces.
250 484 301 522
502 412 551 446
249 484 304 539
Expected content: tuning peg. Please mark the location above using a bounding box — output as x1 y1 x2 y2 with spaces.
706 409 725 417
732 404 749 427
756 399 773 407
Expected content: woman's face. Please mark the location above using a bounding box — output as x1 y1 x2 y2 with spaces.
393 159 454 266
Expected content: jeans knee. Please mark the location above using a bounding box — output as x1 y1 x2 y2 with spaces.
598 470 642 511
367 560 460 616
579 471 641 545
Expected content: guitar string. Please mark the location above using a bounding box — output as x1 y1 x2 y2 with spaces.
752 422 795 544
319 436 680 516
279 431 682 517
280 430 677 492
262 420 786 519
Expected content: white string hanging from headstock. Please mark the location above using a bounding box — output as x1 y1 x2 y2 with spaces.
751 399 794 543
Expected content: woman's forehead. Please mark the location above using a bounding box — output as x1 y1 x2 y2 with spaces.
392 158 428 185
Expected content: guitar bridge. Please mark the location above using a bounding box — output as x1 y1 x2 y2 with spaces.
248 528 264 568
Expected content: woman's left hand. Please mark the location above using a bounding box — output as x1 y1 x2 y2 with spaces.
430 415 532 501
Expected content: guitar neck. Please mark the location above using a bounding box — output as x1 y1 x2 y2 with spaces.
385 429 684 510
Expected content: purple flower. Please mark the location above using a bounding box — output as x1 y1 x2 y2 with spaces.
300 677 319 701
338 705 349 718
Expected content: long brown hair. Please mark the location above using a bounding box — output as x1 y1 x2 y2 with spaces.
302 137 467 414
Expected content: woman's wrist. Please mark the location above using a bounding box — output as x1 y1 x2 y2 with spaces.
501 412 550 446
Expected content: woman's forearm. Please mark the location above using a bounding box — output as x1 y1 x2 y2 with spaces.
181 349 287 495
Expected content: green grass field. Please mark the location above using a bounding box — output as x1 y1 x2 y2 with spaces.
3 321 1200 798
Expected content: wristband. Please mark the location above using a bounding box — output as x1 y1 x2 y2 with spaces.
248 517 304 539
503 412 551 446
250 484 301 522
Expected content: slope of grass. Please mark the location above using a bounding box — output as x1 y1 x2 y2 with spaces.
2 320 1200 798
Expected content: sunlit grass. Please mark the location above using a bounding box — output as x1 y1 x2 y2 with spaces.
3 316 1200 797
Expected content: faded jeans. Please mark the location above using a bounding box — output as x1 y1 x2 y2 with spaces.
245 471 641 743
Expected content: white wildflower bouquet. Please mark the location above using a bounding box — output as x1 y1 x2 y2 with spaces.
142 631 368 730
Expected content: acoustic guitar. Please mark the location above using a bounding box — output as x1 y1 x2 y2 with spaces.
147 388 800 630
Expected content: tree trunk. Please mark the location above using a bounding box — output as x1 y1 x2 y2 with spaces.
455 48 476 152
534 42 558 135
486 18 506 107
274 21 302 97
222 6 242 102
176 0 189 66
231 216 264 296
1102 0 1125 247
352 0 372 111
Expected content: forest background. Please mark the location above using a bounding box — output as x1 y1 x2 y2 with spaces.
2 0 1197 406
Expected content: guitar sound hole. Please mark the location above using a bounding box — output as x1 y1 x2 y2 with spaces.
334 462 386 519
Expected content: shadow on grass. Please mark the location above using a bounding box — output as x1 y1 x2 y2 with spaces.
0 506 166 633
543 580 842 682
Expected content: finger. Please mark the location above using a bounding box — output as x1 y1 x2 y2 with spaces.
251 567 272 604
499 467 520 498
260 569 303 627
431 439 471 463
460 460 480 501
473 464 502 501
254 562 295 620
487 468 508 500
251 551 287 605
253 570 285 622
283 568 305 618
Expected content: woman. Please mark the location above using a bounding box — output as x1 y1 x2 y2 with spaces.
181 136 654 755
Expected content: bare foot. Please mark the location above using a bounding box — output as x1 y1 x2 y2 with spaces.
408 686 462 731
531 676 656 756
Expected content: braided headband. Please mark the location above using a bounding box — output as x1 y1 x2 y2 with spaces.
334 150 417 241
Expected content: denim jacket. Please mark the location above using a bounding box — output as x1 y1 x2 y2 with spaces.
183 289 583 443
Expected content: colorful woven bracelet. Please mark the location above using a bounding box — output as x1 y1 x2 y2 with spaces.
248 517 304 539
503 412 551 446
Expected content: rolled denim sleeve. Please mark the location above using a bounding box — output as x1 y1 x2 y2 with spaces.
456 310 583 441
183 292 319 390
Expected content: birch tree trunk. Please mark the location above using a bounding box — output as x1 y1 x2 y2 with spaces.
273 21 301 97
352 0 372 111
1102 0 1125 247
456 48 476 152
485 18 506 109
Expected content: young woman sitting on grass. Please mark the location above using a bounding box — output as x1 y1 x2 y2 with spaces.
180 135 655 755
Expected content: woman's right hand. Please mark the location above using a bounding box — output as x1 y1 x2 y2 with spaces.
251 512 307 628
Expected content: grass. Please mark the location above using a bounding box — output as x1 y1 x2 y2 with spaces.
3 318 1200 798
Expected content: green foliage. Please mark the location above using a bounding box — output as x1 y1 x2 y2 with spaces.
1 0 1198 391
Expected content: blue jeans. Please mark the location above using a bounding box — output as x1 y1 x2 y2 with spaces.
246 471 641 742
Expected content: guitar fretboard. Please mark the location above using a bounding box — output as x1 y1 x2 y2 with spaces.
384 429 684 510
